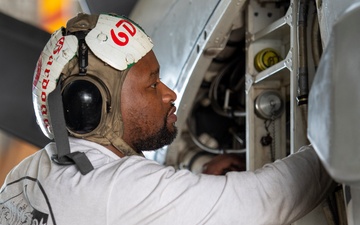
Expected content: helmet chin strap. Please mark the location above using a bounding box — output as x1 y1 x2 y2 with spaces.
48 77 94 175
47 30 94 175
72 31 88 76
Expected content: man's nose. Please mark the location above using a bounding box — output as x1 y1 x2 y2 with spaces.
160 82 177 103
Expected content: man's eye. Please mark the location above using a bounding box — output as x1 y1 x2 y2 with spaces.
150 82 159 89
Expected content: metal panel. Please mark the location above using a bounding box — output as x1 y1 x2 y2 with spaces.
132 0 220 89
308 2 360 224
316 0 360 47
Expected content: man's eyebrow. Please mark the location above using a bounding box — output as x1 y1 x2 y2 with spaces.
150 68 160 78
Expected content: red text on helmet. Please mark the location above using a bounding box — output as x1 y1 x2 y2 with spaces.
53 37 64 54
110 20 136 46
33 56 42 90
37 36 65 128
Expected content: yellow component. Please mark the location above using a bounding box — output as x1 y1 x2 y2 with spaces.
38 0 73 33
254 48 281 72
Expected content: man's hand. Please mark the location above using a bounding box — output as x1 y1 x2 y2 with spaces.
202 153 245 175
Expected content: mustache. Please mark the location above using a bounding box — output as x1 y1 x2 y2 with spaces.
167 102 176 118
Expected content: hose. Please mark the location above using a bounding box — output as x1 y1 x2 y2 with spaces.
296 0 310 106
311 8 322 69
187 120 246 154
208 57 246 118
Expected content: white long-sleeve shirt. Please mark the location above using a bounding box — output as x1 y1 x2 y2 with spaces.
0 138 333 225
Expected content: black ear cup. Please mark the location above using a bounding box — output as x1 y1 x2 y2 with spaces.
62 80 102 134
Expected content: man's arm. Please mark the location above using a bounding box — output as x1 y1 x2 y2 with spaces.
216 145 335 224
107 145 334 224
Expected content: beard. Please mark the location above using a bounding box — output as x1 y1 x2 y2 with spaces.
132 117 178 151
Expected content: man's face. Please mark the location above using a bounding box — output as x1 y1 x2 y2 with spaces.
121 51 178 151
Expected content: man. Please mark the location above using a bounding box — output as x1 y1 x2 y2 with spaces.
0 13 333 225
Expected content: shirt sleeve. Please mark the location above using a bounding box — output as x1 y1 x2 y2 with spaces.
107 145 334 225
